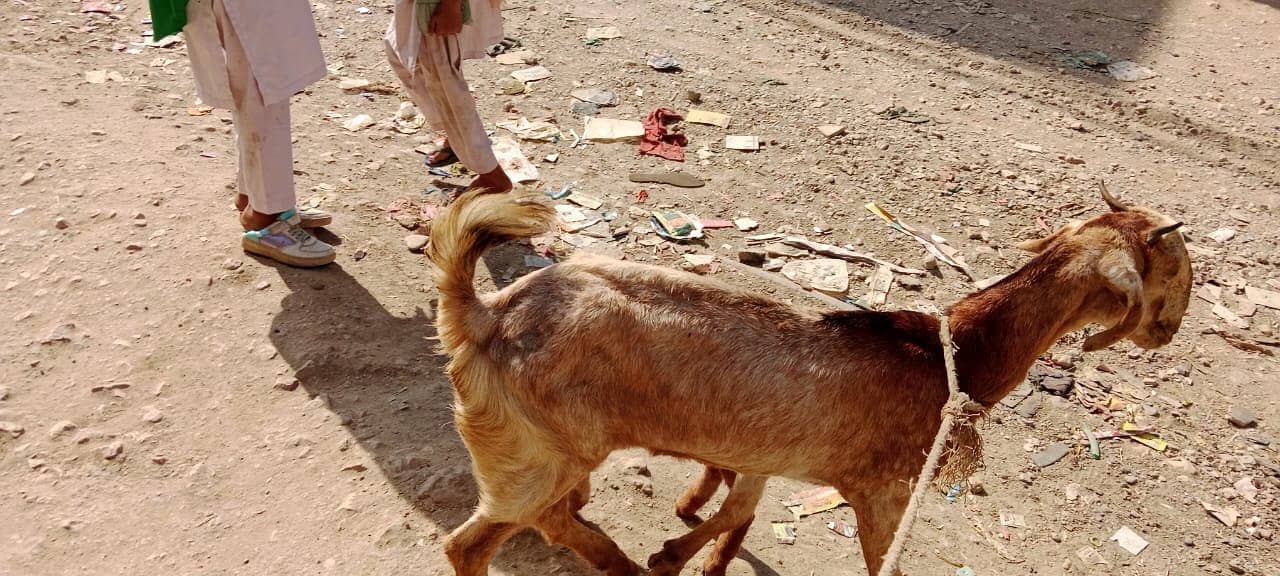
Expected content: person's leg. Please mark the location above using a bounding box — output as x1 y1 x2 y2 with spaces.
410 33 511 192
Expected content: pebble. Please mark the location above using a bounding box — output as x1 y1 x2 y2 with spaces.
337 493 359 512
102 440 124 460
273 376 300 391
151 454 167 464
738 249 767 266
255 281 271 291
55 217 69 229
125 243 144 252
142 407 163 423
1031 442 1070 467
404 234 429 253
0 386 8 400
49 420 77 439
1208 227 1236 243
1227 406 1257 428
222 258 243 271
818 124 846 138
19 172 36 186
1227 559 1245 575
896 275 924 291
0 421 25 438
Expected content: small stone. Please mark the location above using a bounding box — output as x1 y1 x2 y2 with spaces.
19 172 36 186
338 493 359 512
0 421 25 438
762 258 785 272
55 217 69 229
895 275 924 291
738 249 767 266
255 281 271 291
967 473 986 495
1032 442 1070 467
817 124 846 138
1039 375 1074 396
922 255 940 271
1123 474 1139 486
1208 227 1236 243
222 258 243 271
570 101 600 117
0 386 8 400
151 454 167 464
733 217 759 231
125 243 143 252
273 376 300 391
1227 406 1257 428
404 234 429 253
1245 432 1272 446
102 440 124 460
1227 559 1245 575
142 407 163 423
41 323 75 345
1014 392 1042 418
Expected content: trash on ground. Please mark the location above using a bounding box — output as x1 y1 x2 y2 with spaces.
342 114 375 131
999 511 1027 529
771 522 797 545
682 254 716 273
544 152 559 163
84 70 124 84
686 109 731 128
1063 50 1111 69
782 259 850 294
1107 61 1157 82
394 102 426 133
495 117 561 141
582 117 645 141
1246 286 1280 309
1121 421 1167 451
651 209 703 241
784 486 847 518
866 264 893 307
628 171 704 188
571 87 619 107
187 105 213 116
878 105 931 124
1014 142 1044 153
1076 545 1109 566
494 50 538 65
510 66 552 83
584 26 621 40
500 77 527 95
1082 423 1101 459
725 135 760 151
647 54 681 71
700 219 733 229
1234 477 1258 503
779 236 927 275
81 1 116 14
567 192 602 210
1200 500 1239 527
1212 303 1249 329
490 136 540 183
734 217 758 231
826 520 857 539
1110 526 1149 555
1205 327 1276 356
639 108 689 161
1031 442 1070 468
956 568 976 576
865 203 973 279
339 78 396 94
555 204 587 223
1207 227 1236 243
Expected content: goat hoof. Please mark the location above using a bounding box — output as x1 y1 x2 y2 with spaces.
646 545 684 576
674 506 701 521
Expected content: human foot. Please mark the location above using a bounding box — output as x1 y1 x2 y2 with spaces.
241 209 336 268
466 167 513 194
238 195 332 228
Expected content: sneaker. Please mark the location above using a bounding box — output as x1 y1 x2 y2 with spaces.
242 209 336 268
297 207 333 229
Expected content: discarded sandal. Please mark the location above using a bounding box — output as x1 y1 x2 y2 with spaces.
628 171 705 188
485 36 522 57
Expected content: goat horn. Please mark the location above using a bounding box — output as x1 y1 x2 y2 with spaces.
1147 221 1184 246
1099 180 1128 212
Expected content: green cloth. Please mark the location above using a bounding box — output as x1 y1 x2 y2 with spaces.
416 0 472 35
149 0 189 41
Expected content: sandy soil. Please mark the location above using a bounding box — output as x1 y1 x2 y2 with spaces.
2 0 1279 575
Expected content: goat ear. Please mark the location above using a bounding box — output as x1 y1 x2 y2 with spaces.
1146 222 1184 246
1082 251 1145 352
1015 220 1083 253
1099 180 1129 212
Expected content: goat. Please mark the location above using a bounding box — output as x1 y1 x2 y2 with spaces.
426 186 1191 576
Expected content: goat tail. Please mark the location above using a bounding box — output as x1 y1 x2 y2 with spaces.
428 189 555 350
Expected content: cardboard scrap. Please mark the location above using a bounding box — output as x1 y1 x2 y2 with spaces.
1200 500 1239 527
1076 546 1109 566
585 26 622 39
686 109 731 128
784 486 847 518
866 264 893 307
999 511 1027 529
1110 526 1149 555
490 136 540 183
582 117 645 141
771 522 796 545
725 135 759 151
826 521 857 538
510 66 552 83
782 259 850 294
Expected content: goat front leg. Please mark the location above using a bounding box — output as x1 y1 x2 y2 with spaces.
536 487 642 576
701 519 752 576
845 481 911 576
444 513 522 576
647 474 767 576
675 466 726 519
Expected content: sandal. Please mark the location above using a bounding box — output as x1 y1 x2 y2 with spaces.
296 206 333 228
242 209 336 268
485 36 522 57
422 137 458 167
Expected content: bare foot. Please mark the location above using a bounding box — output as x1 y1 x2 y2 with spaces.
467 167 513 194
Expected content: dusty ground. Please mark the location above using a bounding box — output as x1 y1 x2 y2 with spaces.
2 0 1279 575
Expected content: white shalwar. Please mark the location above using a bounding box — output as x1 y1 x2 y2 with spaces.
386 0 504 174
183 0 326 215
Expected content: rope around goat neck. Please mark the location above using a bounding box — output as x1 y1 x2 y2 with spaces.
875 314 971 576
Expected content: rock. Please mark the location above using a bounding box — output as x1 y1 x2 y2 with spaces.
967 473 986 495
404 234 429 253
125 243 143 252
255 281 271 291
762 258 785 272
570 88 618 107
273 376 300 391
337 493 359 512
1245 432 1272 446
41 323 75 345
1228 559 1246 575
1014 392 1042 418
1208 227 1236 243
733 217 759 231
55 217 69 229
222 258 243 271
102 440 124 460
896 275 924 291
0 421 25 438
151 454 167 464
817 124 846 138
1039 375 1074 396
19 172 35 186
1164 458 1198 475
142 407 164 423
0 386 8 400
682 254 716 273
1032 442 1070 468
1227 406 1257 428
570 101 600 117
738 249 767 266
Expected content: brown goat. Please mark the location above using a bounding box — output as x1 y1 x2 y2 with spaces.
426 186 1191 576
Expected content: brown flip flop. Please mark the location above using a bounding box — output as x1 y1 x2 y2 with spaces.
628 171 705 188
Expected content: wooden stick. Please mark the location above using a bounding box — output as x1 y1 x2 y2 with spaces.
780 236 927 276
876 315 964 576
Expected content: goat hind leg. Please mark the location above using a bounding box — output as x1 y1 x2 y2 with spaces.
536 488 642 576
701 517 752 576
648 474 766 576
674 465 726 519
